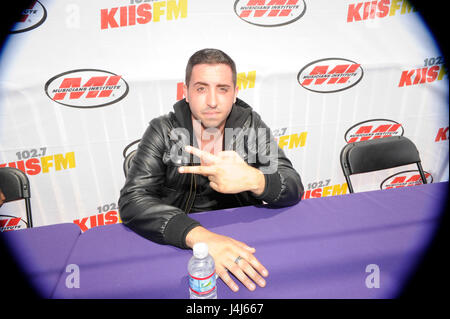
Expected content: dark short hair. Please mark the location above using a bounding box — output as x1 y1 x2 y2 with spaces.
185 48 237 87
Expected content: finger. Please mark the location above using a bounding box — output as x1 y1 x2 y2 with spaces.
185 146 218 164
238 258 266 288
216 267 239 292
244 254 269 278
235 249 268 278
217 151 244 164
209 181 233 194
217 151 238 159
227 261 256 291
209 181 221 193
178 165 216 175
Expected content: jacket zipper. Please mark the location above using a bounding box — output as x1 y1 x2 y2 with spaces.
184 172 194 213
228 118 251 208
184 148 197 214
184 173 196 214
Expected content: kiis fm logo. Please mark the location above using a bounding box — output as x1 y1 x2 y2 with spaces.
101 0 188 29
10 0 47 33
380 170 433 189
0 215 27 232
273 127 307 150
234 0 306 27
398 57 447 87
345 119 404 143
302 181 348 200
298 58 363 93
0 152 76 176
45 69 129 108
74 203 122 232
74 211 121 232
435 127 449 142
347 0 416 23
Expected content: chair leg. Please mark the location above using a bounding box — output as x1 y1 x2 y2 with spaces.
345 175 354 193
25 198 33 228
417 162 428 185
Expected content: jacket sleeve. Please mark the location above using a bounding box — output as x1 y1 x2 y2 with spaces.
118 118 200 249
250 112 304 207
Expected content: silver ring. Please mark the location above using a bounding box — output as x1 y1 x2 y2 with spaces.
234 256 243 264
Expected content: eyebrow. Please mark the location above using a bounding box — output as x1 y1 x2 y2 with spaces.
193 82 232 88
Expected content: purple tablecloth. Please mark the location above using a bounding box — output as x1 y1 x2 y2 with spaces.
1 223 81 298
46 182 447 299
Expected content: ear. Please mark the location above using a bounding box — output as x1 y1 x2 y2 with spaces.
183 84 189 102
234 85 239 103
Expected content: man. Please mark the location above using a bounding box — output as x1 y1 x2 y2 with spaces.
119 48 304 293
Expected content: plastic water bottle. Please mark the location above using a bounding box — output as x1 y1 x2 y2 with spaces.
188 242 217 299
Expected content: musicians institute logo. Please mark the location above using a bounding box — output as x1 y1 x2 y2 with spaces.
45 69 129 108
9 0 47 33
344 119 404 143
298 58 364 93
0 215 28 232
234 0 306 27
380 170 433 190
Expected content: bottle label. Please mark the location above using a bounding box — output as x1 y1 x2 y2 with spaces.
189 271 216 295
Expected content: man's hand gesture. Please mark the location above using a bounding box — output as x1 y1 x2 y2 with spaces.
186 226 269 292
178 146 265 196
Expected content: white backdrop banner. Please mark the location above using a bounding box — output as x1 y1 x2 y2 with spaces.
0 0 448 232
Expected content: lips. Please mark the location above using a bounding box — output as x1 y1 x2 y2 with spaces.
202 112 220 117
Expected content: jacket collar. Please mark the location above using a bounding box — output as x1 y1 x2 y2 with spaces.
225 98 253 130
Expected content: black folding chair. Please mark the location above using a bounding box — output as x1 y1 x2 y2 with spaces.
340 136 427 193
123 150 137 178
123 139 140 177
0 167 33 228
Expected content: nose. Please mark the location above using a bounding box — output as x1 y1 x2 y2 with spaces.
207 90 218 108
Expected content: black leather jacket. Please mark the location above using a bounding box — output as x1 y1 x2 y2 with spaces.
118 98 304 249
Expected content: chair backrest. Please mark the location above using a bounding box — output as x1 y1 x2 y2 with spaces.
122 139 140 178
123 150 137 177
0 167 33 228
340 136 427 193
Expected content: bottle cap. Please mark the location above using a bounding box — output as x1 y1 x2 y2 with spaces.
193 242 208 259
